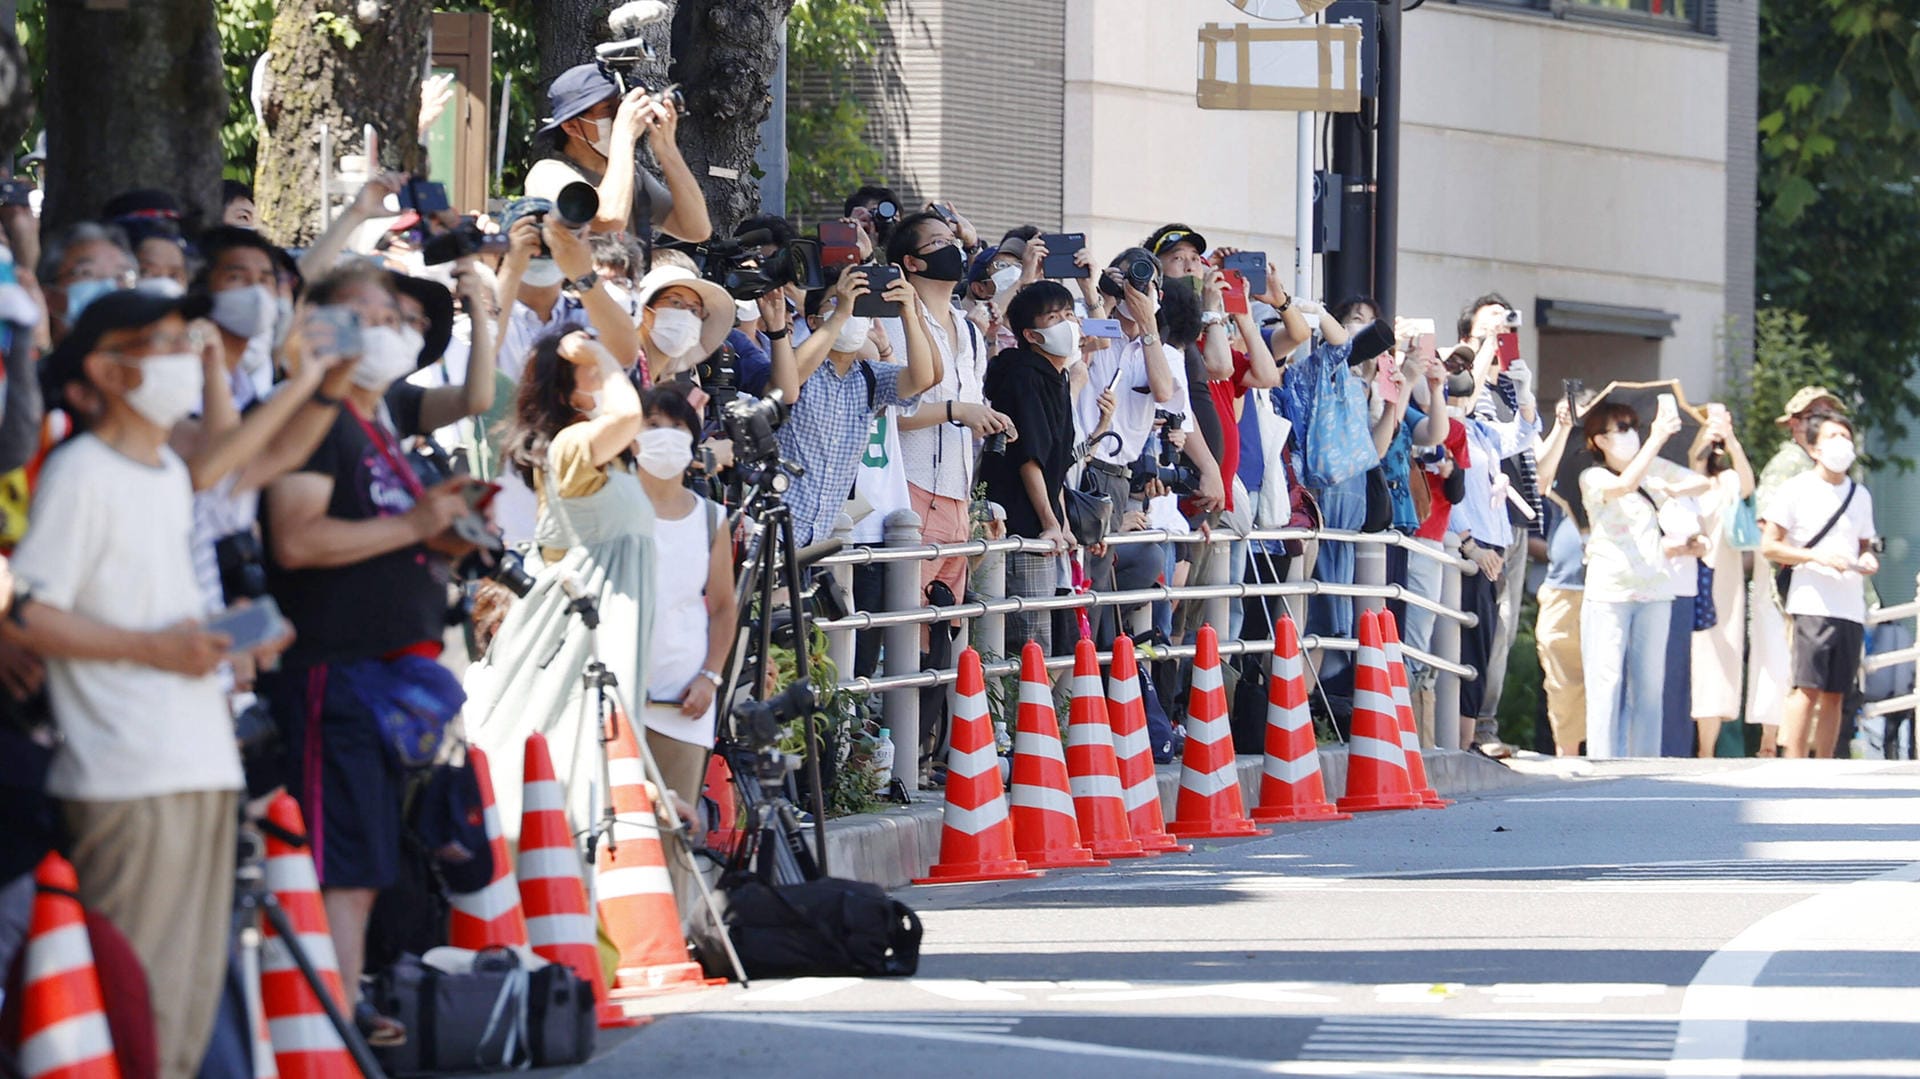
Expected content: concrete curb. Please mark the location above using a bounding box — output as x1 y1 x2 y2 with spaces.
819 746 1546 890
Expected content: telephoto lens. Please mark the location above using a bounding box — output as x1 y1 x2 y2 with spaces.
982 430 1009 455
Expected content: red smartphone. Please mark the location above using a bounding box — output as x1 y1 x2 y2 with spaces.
1495 331 1521 369
463 481 502 512
819 221 861 268
1221 271 1250 316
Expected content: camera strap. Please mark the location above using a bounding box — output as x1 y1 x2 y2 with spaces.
345 401 425 501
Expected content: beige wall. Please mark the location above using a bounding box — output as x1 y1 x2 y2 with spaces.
1057 0 1729 394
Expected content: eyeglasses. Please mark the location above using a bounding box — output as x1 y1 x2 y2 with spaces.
62 266 137 289
654 294 707 318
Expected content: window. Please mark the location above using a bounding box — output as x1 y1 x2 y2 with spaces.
1451 0 1711 36
1565 0 1701 28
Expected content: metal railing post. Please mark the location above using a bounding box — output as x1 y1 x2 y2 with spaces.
882 509 925 790
1355 538 1387 619
1433 538 1464 751
1202 530 1231 636
826 512 856 683
974 503 1008 661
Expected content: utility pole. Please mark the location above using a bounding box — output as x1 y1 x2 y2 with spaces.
1320 0 1401 314
1373 0 1401 317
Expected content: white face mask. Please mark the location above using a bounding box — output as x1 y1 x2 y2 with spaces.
210 283 278 339
649 306 704 358
522 258 565 289
1818 437 1856 474
832 314 872 354
604 283 637 320
590 117 614 158
637 426 695 479
990 264 1021 297
135 276 185 299
351 325 418 390
122 353 204 429
1032 319 1080 360
1606 428 1642 462
271 294 296 351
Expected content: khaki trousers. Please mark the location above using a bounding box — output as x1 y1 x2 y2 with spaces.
1535 586 1587 749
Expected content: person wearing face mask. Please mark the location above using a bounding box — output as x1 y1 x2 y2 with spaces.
883 212 1014 615
258 264 483 1021
464 326 661 839
1746 386 1849 755
980 282 1083 658
196 227 285 403
524 62 711 242
771 265 940 547
495 210 642 384
8 290 296 1079
1576 400 1710 759
38 222 137 344
1762 410 1879 758
631 264 734 385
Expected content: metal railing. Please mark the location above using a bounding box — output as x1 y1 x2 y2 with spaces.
803 510 1484 789
1860 576 1920 721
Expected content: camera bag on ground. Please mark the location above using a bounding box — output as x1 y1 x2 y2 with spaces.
366 948 595 1074
718 875 923 979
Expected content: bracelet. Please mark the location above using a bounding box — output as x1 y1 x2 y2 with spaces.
766 326 790 341
947 401 956 425
311 390 343 408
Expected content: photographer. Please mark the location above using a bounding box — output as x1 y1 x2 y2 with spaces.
497 208 641 381
981 282 1082 657
258 263 482 1015
844 184 900 251
525 63 711 242
466 325 658 833
884 211 1011 609
771 265 940 546
7 290 292 1079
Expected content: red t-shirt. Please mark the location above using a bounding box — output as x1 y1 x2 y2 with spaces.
1415 421 1472 541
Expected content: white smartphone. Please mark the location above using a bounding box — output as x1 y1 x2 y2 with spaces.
1657 392 1678 422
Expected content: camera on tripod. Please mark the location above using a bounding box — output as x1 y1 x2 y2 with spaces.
722 390 790 469
696 343 742 418
1129 409 1200 494
667 231 823 302
728 679 816 784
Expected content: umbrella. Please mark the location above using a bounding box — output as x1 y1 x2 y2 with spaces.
1548 379 1707 532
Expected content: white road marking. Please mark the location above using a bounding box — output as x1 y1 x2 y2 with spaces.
735 977 863 1002
1049 982 1339 1004
911 978 1027 1002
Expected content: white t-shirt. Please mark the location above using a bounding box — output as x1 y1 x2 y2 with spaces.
849 406 910 545
883 305 985 500
1075 337 1193 465
643 497 726 748
11 436 244 800
1764 471 1876 623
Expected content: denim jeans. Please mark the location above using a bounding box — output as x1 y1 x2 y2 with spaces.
1309 470 1367 641
1582 597 1673 758
1400 537 1444 678
1227 538 1249 640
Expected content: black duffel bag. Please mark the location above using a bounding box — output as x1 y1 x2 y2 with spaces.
366 949 595 1074
724 876 923 978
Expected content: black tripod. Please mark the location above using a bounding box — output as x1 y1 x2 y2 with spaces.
706 456 837 884
234 814 386 1079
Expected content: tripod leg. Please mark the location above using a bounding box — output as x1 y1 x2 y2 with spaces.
776 508 832 875
258 894 388 1079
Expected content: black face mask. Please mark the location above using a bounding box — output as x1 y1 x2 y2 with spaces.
914 244 966 282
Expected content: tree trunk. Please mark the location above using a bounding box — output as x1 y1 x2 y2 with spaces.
41 1 225 234
254 0 434 246
537 0 624 88
669 0 791 233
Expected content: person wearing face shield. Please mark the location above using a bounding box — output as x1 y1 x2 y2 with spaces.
1761 410 1879 758
256 264 488 1020
524 63 711 243
1576 401 1711 759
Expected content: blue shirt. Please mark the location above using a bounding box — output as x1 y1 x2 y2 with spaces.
1384 405 1424 532
731 328 771 397
775 358 921 544
1541 501 1587 590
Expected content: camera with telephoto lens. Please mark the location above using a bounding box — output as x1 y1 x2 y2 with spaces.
498 183 600 258
722 389 790 467
423 217 511 266
668 231 823 301
696 343 742 417
728 679 815 783
1099 255 1160 300
1128 409 1199 494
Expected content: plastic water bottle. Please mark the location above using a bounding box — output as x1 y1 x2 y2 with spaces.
994 720 1013 786
872 727 895 792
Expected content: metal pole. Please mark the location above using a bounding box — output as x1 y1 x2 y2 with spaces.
826 512 856 683
882 509 925 791
317 123 332 237
1201 532 1231 639
1373 0 1402 317
1294 111 1315 306
1354 541 1386 619
756 19 789 215
1433 544 1463 751
494 70 513 197
974 504 1008 660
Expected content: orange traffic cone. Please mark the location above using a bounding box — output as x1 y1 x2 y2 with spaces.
259 794 355 1079
1380 609 1450 809
249 982 279 1079
17 852 119 1079
1065 638 1154 860
916 648 1041 883
702 753 743 857
447 746 529 951
1105 636 1191 854
519 732 640 1028
595 710 717 996
1252 613 1351 823
1336 610 1424 813
1169 626 1270 838
1009 641 1108 868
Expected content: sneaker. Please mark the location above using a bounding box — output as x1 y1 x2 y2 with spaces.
1474 739 1515 761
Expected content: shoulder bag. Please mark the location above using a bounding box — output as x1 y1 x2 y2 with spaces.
1773 481 1854 605
1302 361 1380 490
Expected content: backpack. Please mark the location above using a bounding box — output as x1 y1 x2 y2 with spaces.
720 876 923 979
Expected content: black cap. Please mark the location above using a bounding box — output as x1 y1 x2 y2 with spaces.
540 63 617 136
41 288 212 404
388 272 454 368
1146 224 1208 260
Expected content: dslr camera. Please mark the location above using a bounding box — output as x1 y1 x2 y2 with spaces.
670 231 823 301
1128 410 1200 495
722 390 791 469
498 183 601 258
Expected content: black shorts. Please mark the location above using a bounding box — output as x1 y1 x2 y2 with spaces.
262 663 404 891
1791 615 1866 695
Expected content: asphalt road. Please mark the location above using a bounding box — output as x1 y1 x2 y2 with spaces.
583 759 1920 1079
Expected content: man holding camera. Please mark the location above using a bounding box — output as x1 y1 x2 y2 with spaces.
526 62 711 243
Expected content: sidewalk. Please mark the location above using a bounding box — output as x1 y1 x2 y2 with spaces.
822 746 1544 889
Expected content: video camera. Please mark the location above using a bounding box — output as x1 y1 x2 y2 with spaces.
594 1 688 108
667 230 824 301
1128 409 1200 495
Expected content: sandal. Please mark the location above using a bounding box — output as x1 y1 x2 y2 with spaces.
354 1000 407 1048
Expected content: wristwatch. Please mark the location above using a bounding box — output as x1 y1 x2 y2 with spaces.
1140 332 1162 347
766 326 791 341
1201 311 1227 327
566 269 600 293
697 669 723 688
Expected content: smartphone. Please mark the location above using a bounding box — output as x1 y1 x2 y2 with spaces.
0 179 34 208
1221 271 1250 316
1039 233 1088 279
851 264 902 319
1657 392 1679 422
397 179 451 215
1373 352 1403 404
1221 251 1269 297
463 481 502 511
1564 378 1585 414
1082 317 1124 340
927 202 956 226
304 305 363 360
1106 368 1125 393
819 222 861 268
1495 331 1521 369
207 597 288 654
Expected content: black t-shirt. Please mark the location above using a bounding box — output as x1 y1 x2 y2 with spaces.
265 382 447 665
980 348 1073 540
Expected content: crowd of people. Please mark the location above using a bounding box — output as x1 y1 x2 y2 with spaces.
0 55 1896 1079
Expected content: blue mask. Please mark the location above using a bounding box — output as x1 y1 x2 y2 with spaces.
62 279 118 322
